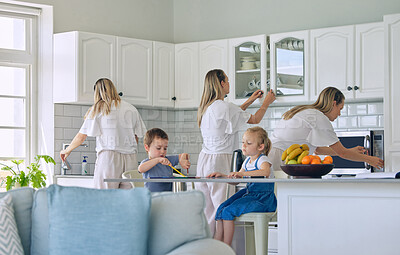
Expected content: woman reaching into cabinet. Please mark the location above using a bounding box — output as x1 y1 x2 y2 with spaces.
269 86 384 178
60 78 146 189
196 69 275 235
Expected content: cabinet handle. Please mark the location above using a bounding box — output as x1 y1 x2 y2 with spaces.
119 92 123 96
172 97 176 101
354 86 359 91
347 86 353 91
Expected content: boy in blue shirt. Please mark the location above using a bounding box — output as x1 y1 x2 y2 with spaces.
139 128 190 192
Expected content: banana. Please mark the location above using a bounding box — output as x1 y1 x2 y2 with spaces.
281 149 288 161
301 144 310 151
297 150 309 164
286 144 301 155
285 156 290 164
288 147 303 160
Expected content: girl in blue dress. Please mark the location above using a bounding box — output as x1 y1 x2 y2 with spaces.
208 126 277 246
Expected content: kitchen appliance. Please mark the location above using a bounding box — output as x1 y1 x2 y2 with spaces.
329 130 384 176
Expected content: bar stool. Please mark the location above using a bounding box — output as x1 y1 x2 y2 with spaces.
235 212 276 255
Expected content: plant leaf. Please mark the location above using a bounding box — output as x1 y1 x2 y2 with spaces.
36 155 56 165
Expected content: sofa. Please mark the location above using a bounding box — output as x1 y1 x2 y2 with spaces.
0 185 234 255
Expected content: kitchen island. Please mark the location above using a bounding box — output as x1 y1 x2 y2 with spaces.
106 177 400 255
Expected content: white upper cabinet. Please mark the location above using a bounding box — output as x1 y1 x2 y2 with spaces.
310 23 384 101
354 22 384 99
310 25 355 100
54 31 116 104
199 39 229 98
175 42 199 108
153 42 175 108
384 14 400 172
228 35 268 105
117 37 153 106
270 30 309 102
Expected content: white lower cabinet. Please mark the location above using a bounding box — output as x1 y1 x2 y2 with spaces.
54 176 94 188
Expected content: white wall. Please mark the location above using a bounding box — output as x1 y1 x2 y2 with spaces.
14 0 175 42
173 0 400 42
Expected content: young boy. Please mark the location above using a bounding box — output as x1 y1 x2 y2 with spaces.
138 128 191 192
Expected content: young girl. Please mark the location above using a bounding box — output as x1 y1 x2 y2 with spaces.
196 69 275 235
208 127 277 246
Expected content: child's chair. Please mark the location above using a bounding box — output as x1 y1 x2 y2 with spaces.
228 149 277 255
122 170 144 188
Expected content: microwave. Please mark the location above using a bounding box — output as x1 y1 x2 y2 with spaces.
329 130 384 176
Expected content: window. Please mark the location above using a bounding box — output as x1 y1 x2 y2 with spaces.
0 4 39 163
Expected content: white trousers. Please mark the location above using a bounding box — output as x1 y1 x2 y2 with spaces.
94 150 137 189
195 152 231 236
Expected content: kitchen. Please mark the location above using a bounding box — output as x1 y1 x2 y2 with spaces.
1 0 400 254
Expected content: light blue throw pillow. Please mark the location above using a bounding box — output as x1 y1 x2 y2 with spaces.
47 185 151 255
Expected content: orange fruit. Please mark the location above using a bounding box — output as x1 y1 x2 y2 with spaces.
301 155 311 164
323 156 333 164
311 158 321 164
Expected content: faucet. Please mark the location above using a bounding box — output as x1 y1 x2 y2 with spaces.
61 143 88 175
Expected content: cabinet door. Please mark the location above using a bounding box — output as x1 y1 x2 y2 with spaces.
199 39 229 99
228 35 267 105
355 22 384 99
175 42 199 108
270 30 309 102
79 32 116 103
117 37 152 106
384 14 400 172
153 42 175 107
310 26 354 100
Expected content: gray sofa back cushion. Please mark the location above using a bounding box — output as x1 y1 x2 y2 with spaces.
0 187 34 255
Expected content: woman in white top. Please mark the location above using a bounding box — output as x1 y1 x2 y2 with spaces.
196 69 276 235
60 78 146 189
269 86 384 177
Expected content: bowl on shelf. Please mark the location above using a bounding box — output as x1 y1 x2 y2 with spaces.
280 164 335 178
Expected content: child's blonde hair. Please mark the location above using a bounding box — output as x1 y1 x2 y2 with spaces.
245 127 272 156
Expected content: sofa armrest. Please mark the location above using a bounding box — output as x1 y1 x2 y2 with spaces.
165 238 235 255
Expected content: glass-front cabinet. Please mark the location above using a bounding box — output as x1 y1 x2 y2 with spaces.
270 30 309 102
228 35 268 105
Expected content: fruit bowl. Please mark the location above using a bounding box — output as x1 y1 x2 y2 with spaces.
280 164 335 178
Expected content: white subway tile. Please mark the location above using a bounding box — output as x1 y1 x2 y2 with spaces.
359 116 379 127
81 106 91 117
55 116 72 128
72 117 84 129
54 104 64 115
64 105 83 117
338 116 358 128
63 128 79 140
367 103 384 115
348 104 367 116
54 128 64 140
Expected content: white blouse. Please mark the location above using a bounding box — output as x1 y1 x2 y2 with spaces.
270 108 339 154
79 100 146 154
200 100 251 154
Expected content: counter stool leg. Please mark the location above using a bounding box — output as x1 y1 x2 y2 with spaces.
253 216 268 255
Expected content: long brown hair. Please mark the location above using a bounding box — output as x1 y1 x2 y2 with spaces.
85 78 121 119
197 69 226 126
246 126 272 156
282 87 345 120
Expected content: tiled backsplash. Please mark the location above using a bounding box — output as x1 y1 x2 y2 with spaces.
54 100 383 175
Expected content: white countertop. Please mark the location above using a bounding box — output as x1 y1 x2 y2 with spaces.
55 175 94 178
104 177 400 183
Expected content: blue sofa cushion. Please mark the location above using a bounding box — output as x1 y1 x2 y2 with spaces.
47 185 151 255
30 188 48 255
149 191 210 255
0 187 34 255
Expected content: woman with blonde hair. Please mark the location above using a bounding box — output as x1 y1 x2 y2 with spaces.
196 69 275 235
60 78 146 189
269 86 384 177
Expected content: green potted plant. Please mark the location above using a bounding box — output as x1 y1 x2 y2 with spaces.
0 155 55 191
